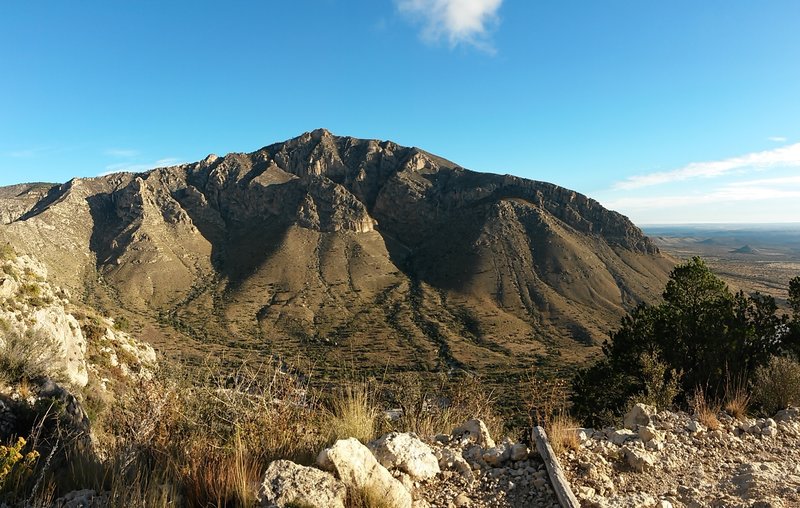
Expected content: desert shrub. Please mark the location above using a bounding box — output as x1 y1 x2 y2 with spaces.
0 437 39 494
385 372 503 440
347 482 401 508
573 258 794 426
0 244 15 261
751 355 800 415
547 413 580 456
113 316 130 332
0 329 65 384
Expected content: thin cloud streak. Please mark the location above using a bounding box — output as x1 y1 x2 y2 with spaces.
396 0 502 52
100 157 181 176
768 136 787 142
614 142 800 190
605 179 800 211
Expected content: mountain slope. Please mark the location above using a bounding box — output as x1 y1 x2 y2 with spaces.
0 129 673 374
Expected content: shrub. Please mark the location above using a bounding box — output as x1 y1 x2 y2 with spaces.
723 374 750 420
752 355 800 415
0 437 39 494
0 244 15 261
0 329 65 383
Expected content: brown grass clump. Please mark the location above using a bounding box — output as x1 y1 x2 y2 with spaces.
547 413 581 455
724 375 750 420
328 382 379 445
692 387 721 431
347 482 402 508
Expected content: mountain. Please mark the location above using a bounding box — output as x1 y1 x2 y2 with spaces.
730 245 760 255
0 129 673 376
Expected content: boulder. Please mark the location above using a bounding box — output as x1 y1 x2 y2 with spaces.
624 403 656 430
317 438 412 508
638 426 663 443
259 460 346 508
622 446 655 472
452 419 495 448
607 428 636 446
482 443 511 466
435 447 474 482
510 443 529 461
368 432 440 480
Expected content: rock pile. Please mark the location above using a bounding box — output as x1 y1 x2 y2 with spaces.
260 419 560 508
563 404 800 507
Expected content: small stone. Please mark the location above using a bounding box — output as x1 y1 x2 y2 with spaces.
454 493 470 507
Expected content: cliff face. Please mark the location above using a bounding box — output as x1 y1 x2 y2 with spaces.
0 129 673 372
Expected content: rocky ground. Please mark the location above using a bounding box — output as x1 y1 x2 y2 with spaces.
561 404 800 508
262 418 561 508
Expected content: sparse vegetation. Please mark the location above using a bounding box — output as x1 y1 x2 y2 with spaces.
0 329 65 384
752 355 800 415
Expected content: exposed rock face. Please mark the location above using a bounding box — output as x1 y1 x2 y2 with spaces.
0 129 674 373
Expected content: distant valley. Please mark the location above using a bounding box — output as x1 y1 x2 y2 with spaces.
643 223 800 307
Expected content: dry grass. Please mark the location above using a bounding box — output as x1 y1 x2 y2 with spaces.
547 413 581 455
692 387 721 431
347 482 401 508
724 375 751 420
390 372 502 440
328 382 379 444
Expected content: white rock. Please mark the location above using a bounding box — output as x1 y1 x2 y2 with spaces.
510 443 529 461
624 403 657 429
259 460 346 508
638 426 663 443
452 419 495 448
762 426 778 437
686 420 705 433
368 432 440 480
436 447 474 482
622 446 655 472
607 429 636 446
317 438 412 508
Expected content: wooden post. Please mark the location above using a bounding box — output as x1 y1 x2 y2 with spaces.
532 426 581 508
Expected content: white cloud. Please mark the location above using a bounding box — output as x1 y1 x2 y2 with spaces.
768 136 787 142
396 0 502 51
614 142 800 190
99 157 181 176
604 176 800 211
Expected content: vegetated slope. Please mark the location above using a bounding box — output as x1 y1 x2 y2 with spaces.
0 129 673 375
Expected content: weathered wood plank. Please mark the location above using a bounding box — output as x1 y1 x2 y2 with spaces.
533 425 581 508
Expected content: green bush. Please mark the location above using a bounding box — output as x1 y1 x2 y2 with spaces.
752 355 800 415
573 257 795 426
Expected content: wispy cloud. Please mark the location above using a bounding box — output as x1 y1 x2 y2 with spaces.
605 175 800 211
99 157 181 176
5 147 54 159
614 142 800 190
395 0 503 52
768 136 787 142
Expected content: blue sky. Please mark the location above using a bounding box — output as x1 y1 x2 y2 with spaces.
2 1 799 224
